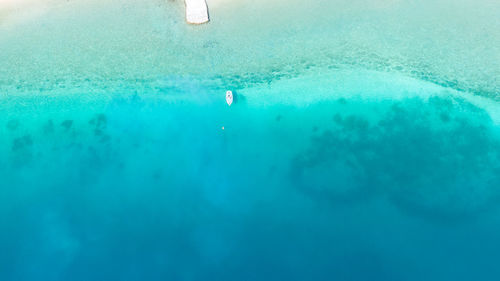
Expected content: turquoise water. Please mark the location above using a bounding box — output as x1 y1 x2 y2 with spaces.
1 0 500 280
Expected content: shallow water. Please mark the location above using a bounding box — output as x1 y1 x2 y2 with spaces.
1 1 500 280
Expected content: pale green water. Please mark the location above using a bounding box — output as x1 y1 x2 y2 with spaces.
1 1 500 280
1 0 499 97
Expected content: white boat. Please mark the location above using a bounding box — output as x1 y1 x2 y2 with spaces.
226 90 233 106
185 0 209 24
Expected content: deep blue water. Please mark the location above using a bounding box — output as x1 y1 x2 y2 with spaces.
1 70 500 280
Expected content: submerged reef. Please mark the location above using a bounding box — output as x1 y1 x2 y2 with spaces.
1 92 500 280
2 94 500 225
292 97 500 221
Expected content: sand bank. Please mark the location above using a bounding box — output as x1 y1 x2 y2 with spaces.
0 0 498 100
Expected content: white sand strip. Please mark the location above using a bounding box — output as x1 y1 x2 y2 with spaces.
185 0 209 24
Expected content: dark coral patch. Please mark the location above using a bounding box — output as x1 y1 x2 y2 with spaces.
12 135 33 151
89 113 107 129
293 97 500 222
89 113 108 136
61 120 73 130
